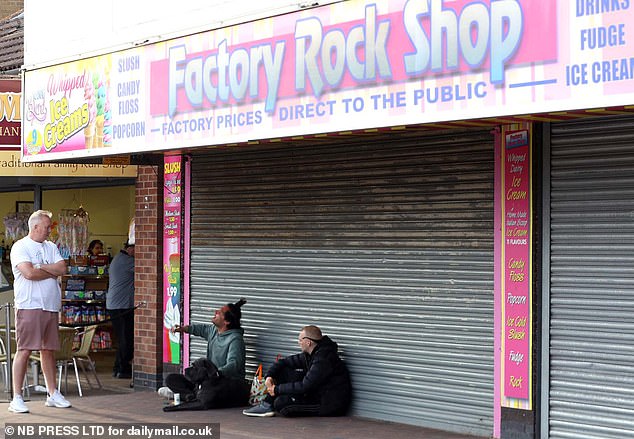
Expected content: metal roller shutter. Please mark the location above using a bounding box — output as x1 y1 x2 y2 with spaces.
549 115 634 439
190 130 494 435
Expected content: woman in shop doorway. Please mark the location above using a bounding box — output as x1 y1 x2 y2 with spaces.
107 241 135 379
87 239 104 256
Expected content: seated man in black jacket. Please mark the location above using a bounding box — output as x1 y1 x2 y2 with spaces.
243 325 351 417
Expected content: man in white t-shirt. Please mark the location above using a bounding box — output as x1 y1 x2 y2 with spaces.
8 210 70 413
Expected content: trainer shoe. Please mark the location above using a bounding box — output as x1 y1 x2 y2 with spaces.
157 386 174 399
8 395 29 413
45 390 72 408
243 401 275 417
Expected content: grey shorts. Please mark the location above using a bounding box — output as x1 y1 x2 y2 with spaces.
15 309 60 351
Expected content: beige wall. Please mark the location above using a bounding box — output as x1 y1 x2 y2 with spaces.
43 186 135 255
0 191 32 214
1 186 135 255
0 190 32 246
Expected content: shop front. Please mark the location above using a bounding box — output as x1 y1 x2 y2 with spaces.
1 78 137 263
1 78 138 366
20 1 634 438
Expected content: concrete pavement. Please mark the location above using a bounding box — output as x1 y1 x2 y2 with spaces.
1 384 487 439
1 353 487 439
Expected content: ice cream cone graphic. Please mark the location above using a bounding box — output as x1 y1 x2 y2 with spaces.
95 78 107 147
84 123 95 148
84 71 96 149
95 115 104 147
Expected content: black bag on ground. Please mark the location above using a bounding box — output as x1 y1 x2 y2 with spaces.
163 358 248 411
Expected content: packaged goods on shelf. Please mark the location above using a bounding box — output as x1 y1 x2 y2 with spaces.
92 290 106 300
96 307 105 322
68 265 89 275
65 278 86 291
64 290 86 300
92 329 113 350
96 266 108 275
61 304 105 325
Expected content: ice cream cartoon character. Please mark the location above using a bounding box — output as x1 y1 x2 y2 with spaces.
95 78 106 147
83 72 96 148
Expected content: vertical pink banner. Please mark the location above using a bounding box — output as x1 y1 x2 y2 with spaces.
163 155 182 364
493 127 502 437
502 129 532 400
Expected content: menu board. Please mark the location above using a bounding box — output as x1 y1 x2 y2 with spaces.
502 129 532 401
162 155 182 364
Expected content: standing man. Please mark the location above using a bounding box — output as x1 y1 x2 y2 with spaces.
107 241 135 379
158 298 249 409
243 325 352 417
9 210 71 413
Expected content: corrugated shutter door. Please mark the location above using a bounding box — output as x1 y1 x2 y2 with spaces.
549 116 634 439
190 130 494 436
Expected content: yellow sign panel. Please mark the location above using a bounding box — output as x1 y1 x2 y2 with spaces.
0 150 137 177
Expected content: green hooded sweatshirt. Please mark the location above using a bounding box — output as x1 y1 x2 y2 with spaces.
188 323 246 380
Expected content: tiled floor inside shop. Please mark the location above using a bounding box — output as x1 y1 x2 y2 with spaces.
2 349 134 399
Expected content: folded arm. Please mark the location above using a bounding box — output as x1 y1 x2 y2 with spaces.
17 259 66 280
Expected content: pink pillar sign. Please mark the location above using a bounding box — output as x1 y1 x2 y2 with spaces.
163 155 182 364
502 129 532 400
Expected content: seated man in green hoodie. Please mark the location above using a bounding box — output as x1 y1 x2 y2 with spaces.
158 298 248 409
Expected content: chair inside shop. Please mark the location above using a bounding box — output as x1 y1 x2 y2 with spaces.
72 324 102 391
30 327 81 396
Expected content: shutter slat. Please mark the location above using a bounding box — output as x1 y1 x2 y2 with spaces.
549 115 634 439
190 131 494 436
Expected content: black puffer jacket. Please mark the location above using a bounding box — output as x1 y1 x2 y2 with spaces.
267 336 352 415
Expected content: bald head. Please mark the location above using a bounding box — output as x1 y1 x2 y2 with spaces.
301 325 322 341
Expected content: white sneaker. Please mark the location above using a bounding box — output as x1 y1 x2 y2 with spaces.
45 390 72 408
8 395 29 413
157 386 174 399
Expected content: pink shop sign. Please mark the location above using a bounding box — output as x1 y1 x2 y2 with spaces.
22 0 565 162
162 155 182 364
502 129 532 400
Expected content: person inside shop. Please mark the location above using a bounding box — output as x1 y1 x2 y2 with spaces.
9 210 72 413
158 298 249 410
87 239 104 256
243 325 351 418
106 241 135 379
